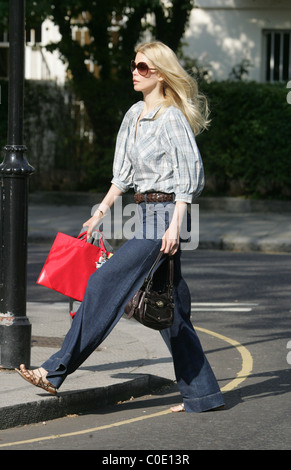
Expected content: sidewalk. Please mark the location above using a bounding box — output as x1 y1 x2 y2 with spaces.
1 306 176 430
27 192 291 253
1 193 291 430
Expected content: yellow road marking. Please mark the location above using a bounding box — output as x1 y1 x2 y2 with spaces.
0 410 171 448
0 327 253 448
195 326 253 392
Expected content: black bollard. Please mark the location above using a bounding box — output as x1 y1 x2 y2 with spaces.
0 0 34 369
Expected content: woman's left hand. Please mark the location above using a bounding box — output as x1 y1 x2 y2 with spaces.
161 223 179 255
160 201 187 255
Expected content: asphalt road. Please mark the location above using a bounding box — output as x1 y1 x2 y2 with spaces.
1 248 290 451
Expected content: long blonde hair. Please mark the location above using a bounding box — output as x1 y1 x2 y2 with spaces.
135 41 210 135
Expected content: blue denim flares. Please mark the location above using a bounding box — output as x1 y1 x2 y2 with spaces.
42 202 224 412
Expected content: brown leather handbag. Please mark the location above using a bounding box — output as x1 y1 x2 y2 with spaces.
125 252 174 330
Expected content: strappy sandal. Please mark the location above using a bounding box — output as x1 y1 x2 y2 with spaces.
15 366 57 396
170 403 185 413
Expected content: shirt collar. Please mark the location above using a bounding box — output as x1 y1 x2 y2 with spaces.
145 105 163 119
136 101 163 120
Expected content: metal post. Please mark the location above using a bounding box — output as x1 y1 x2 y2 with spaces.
0 0 34 369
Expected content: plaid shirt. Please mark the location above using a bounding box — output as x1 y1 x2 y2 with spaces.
111 101 204 203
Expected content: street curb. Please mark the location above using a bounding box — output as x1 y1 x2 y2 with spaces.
199 238 291 253
0 375 173 430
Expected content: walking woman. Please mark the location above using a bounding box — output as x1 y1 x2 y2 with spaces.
17 41 224 413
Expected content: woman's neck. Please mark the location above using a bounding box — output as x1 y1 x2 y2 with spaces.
142 88 165 114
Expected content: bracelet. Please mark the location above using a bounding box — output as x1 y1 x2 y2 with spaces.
94 208 104 218
97 209 104 217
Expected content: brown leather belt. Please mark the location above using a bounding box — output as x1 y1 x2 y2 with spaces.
134 192 174 203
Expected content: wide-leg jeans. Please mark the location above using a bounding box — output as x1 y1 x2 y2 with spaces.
42 202 224 412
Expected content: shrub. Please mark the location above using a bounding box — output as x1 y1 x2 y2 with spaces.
1 79 290 198
198 81 291 198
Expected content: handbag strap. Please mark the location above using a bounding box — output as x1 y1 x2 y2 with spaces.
168 255 174 286
144 251 164 282
145 251 174 286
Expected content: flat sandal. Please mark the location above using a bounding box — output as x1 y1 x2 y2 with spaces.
15 367 57 396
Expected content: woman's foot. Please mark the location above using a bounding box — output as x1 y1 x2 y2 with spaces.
15 364 57 396
170 403 185 412
170 403 225 413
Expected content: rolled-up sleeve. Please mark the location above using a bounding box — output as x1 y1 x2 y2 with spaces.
111 110 133 192
163 108 205 203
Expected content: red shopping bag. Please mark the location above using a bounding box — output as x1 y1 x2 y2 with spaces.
37 231 112 302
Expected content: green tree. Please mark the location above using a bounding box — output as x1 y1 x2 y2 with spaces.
1 0 194 137
0 0 195 189
27 1 194 139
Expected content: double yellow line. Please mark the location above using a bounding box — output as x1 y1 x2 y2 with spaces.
0 327 253 448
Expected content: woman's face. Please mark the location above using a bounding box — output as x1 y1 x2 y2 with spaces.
132 52 163 95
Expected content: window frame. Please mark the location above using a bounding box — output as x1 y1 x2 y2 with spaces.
263 29 291 83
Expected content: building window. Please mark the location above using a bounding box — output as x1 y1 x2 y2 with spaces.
264 30 291 82
26 25 42 44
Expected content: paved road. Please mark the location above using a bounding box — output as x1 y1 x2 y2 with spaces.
1 249 290 450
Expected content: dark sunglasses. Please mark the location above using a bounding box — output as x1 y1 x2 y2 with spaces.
130 60 156 76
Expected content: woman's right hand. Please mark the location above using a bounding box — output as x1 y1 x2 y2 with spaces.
83 210 103 240
83 184 123 240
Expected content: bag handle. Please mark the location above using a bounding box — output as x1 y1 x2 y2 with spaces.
168 255 174 287
78 231 106 252
79 228 114 253
144 251 163 282
145 252 174 285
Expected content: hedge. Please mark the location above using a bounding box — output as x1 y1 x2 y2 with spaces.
1 79 290 198
198 81 291 198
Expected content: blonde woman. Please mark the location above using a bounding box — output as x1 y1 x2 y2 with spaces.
17 41 224 413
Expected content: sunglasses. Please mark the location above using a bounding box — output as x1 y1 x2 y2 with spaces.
130 60 156 76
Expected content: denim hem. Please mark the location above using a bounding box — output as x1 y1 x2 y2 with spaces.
183 391 225 413
42 355 70 388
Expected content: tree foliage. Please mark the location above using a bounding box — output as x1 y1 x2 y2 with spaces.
1 1 195 188
1 1 194 143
